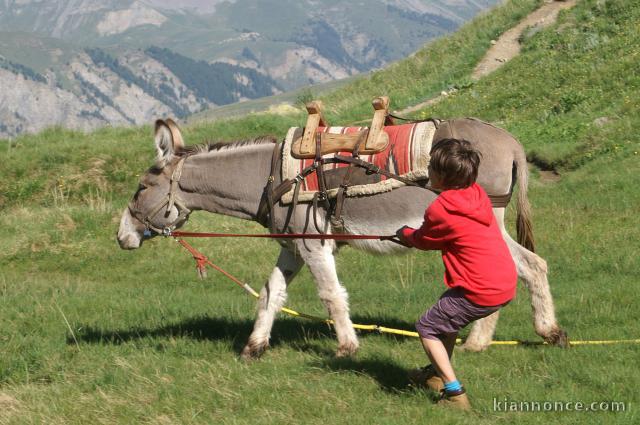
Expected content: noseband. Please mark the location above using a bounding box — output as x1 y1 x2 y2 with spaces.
129 157 191 236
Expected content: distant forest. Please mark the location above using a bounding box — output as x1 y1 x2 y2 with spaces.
0 59 46 83
145 46 280 106
85 48 190 117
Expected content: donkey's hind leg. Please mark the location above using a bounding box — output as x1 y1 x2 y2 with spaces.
460 311 501 352
461 208 567 351
241 247 303 360
502 233 568 347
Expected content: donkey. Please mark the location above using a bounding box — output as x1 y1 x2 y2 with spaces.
117 118 568 359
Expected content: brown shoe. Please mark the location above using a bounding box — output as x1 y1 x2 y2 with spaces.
408 365 444 392
437 387 471 411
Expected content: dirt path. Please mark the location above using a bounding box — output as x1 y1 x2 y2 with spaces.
472 0 576 79
396 0 576 115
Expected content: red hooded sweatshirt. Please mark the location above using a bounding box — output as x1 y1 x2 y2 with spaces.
401 183 517 306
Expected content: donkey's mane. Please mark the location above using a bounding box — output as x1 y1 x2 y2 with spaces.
177 136 277 157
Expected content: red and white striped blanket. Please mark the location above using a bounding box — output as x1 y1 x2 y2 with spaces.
281 121 436 203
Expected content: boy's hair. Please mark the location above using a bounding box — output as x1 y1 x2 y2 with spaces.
429 138 481 189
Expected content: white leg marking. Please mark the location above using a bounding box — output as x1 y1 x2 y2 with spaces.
503 234 561 339
242 248 303 359
296 239 359 357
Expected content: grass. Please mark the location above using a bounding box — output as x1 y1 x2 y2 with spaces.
1 0 640 423
424 0 640 170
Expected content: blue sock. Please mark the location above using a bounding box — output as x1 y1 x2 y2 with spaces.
444 380 462 393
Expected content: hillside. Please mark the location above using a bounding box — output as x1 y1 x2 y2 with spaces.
0 0 498 138
1 0 639 423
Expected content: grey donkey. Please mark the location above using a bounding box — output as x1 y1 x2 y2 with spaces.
117 118 568 359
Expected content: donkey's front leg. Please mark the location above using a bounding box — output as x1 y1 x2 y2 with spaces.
241 247 303 360
296 239 359 357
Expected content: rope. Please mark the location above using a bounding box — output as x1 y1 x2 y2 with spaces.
170 230 395 241
173 238 640 347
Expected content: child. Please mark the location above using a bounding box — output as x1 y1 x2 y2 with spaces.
396 138 517 410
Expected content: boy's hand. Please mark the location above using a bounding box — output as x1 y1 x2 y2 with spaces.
395 226 413 247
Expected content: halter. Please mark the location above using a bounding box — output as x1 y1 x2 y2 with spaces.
129 157 192 236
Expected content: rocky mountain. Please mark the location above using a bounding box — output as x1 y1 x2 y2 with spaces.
0 0 499 138
0 35 280 137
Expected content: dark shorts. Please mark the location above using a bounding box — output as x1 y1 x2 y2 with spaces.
416 288 508 340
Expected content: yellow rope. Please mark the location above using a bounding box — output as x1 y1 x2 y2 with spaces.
179 239 640 347
250 270 640 346
279 304 640 346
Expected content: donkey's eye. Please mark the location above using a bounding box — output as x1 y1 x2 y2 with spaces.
133 184 146 200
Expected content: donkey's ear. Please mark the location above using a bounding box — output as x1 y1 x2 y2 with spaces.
154 119 181 168
164 118 185 150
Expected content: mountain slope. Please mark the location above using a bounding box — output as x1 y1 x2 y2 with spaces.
0 42 280 137
0 0 499 138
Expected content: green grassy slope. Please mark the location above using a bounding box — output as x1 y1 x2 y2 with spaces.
1 0 639 423
425 0 640 170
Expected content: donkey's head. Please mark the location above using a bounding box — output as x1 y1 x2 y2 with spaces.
117 119 191 249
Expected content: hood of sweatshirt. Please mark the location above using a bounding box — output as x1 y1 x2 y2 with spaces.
437 183 493 226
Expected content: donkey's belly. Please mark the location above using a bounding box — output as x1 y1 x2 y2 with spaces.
338 186 437 254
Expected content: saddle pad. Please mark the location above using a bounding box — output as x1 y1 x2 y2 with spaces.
281 121 436 204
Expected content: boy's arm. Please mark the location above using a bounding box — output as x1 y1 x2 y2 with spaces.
395 204 453 251
394 225 414 247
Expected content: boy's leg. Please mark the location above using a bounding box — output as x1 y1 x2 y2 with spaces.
409 332 456 391
421 333 470 411
420 334 457 383
443 332 457 358
415 289 467 384
414 288 503 410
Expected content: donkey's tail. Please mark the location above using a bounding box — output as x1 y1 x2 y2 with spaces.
514 146 535 252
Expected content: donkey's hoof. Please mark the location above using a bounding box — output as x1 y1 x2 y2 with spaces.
335 342 359 358
544 328 569 348
241 341 269 360
458 341 489 352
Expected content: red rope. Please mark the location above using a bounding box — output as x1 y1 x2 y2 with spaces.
170 230 395 241
176 238 257 292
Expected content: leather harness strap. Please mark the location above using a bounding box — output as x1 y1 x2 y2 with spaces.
331 130 368 229
129 156 191 235
312 131 332 234
257 141 323 229
333 154 428 188
256 136 513 230
265 141 280 232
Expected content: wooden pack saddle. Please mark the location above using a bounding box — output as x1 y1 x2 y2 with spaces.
291 96 393 159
